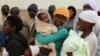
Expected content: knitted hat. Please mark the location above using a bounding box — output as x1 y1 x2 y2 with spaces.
28 3 38 13
54 7 70 19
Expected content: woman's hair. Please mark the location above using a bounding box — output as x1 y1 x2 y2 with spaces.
68 6 76 18
6 15 23 32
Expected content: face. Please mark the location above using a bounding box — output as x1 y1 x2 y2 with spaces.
2 21 13 35
41 14 50 23
1 7 9 16
77 18 93 31
69 9 75 18
83 4 93 10
28 11 37 18
49 10 54 17
54 14 67 27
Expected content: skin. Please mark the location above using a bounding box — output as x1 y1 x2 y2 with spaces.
2 21 16 36
40 14 68 55
83 4 93 10
24 48 32 56
54 14 67 28
28 11 37 19
69 9 75 19
78 18 94 38
1 6 9 17
40 13 50 23
66 18 94 56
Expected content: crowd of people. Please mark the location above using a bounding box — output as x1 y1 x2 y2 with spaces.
0 0 100 56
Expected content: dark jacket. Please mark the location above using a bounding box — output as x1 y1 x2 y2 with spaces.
6 32 28 56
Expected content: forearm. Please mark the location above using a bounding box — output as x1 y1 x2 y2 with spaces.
37 28 68 44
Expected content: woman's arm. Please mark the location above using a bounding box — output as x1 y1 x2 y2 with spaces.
36 27 68 44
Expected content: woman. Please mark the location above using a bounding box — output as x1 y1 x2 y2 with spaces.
78 10 98 56
83 0 100 56
64 6 77 31
2 15 28 56
61 10 98 56
37 7 69 56
83 0 98 11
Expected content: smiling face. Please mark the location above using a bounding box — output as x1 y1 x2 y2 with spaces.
54 14 67 27
77 18 94 31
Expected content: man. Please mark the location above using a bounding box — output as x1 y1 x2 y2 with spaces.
1 5 9 20
27 3 38 45
48 5 56 23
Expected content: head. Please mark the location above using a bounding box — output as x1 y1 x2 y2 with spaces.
1 5 9 17
83 4 93 10
10 7 20 16
83 0 98 11
24 48 32 56
2 15 23 35
54 7 70 28
28 3 38 18
78 18 94 31
98 11 100 16
48 5 56 17
68 6 76 18
78 10 99 31
37 12 49 23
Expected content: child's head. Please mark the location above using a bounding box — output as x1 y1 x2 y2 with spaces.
37 12 50 23
24 48 32 56
78 10 100 31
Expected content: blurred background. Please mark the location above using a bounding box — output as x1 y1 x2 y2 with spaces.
0 0 100 23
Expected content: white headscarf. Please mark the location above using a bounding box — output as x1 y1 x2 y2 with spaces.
83 0 98 11
79 10 100 29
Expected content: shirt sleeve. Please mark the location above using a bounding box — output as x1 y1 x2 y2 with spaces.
36 27 68 44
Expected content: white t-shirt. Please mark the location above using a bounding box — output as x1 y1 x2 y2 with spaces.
85 32 98 56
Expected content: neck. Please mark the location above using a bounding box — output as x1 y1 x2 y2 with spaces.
82 29 92 39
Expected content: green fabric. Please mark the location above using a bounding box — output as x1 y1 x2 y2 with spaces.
36 27 68 56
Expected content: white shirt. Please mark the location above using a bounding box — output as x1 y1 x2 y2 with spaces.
85 32 98 56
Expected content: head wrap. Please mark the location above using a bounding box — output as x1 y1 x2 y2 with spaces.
48 5 56 12
79 10 100 29
29 45 39 56
83 0 98 11
28 3 38 13
37 12 47 19
54 7 70 20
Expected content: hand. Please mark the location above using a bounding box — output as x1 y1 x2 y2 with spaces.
40 47 52 55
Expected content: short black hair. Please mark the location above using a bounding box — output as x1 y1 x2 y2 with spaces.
6 15 23 32
10 7 20 16
1 5 9 11
68 6 76 18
